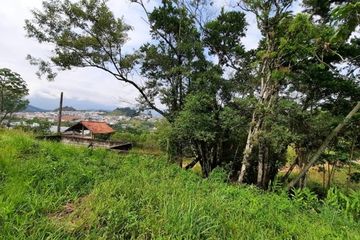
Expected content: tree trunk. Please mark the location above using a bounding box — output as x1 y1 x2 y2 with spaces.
322 164 326 190
262 146 271 188
238 113 263 183
282 156 298 182
237 2 288 184
326 162 330 189
257 138 265 187
288 101 360 189
299 173 307 189
328 162 337 189
256 139 271 188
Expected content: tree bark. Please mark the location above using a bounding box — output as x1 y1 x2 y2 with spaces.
262 146 271 188
322 164 326 189
282 156 298 182
328 162 337 189
238 112 262 183
257 138 265 187
288 101 360 189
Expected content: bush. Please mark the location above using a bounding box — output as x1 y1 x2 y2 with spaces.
324 187 360 220
349 172 360 183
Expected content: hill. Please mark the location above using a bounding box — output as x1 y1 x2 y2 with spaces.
54 106 77 112
111 107 139 117
22 104 48 112
0 130 359 239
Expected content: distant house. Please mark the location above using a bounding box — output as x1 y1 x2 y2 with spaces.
61 115 81 122
64 121 115 139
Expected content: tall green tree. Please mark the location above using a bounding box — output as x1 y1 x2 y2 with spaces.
0 68 29 125
286 0 360 188
135 0 249 174
235 0 319 186
134 0 206 122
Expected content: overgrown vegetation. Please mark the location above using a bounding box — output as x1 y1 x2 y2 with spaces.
25 0 360 189
111 119 170 152
1 130 360 239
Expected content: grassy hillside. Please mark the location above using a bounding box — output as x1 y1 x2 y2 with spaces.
0 130 359 239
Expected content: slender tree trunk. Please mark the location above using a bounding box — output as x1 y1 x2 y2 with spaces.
329 161 337 188
257 138 265 187
327 162 337 189
199 142 210 177
238 113 263 183
238 50 273 184
0 112 9 125
326 163 330 189
262 146 271 188
282 157 298 182
299 174 307 189
288 101 360 189
297 160 307 189
322 164 326 190
237 3 287 184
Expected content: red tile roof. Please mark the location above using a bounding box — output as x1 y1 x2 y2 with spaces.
80 121 115 134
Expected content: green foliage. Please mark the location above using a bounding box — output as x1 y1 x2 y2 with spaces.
278 14 318 64
14 117 52 135
350 173 360 184
110 107 138 117
1 130 360 239
111 119 171 152
331 2 360 41
137 0 209 121
291 188 319 210
204 9 247 65
286 145 297 163
324 187 360 220
25 0 132 81
175 93 218 142
0 68 29 125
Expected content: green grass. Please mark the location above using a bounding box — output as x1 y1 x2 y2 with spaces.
1 129 360 239
279 165 360 195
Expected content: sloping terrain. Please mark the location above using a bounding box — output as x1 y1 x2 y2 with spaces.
0 130 359 239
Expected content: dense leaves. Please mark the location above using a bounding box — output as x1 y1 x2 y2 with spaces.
25 0 360 189
0 68 29 125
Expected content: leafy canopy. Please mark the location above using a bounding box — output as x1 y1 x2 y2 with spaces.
0 68 29 124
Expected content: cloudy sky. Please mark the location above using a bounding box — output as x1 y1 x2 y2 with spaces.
0 0 265 110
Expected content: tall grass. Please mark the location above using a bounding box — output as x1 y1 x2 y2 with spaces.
0 129 359 239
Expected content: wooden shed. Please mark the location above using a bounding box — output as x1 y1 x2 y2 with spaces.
64 121 115 139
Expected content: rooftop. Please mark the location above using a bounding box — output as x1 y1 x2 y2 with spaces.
65 121 115 134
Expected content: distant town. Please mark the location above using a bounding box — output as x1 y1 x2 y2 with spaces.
11 105 159 133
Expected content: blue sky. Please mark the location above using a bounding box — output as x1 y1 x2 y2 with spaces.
0 0 275 110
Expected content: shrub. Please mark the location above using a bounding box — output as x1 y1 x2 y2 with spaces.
349 172 360 183
324 187 360 220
